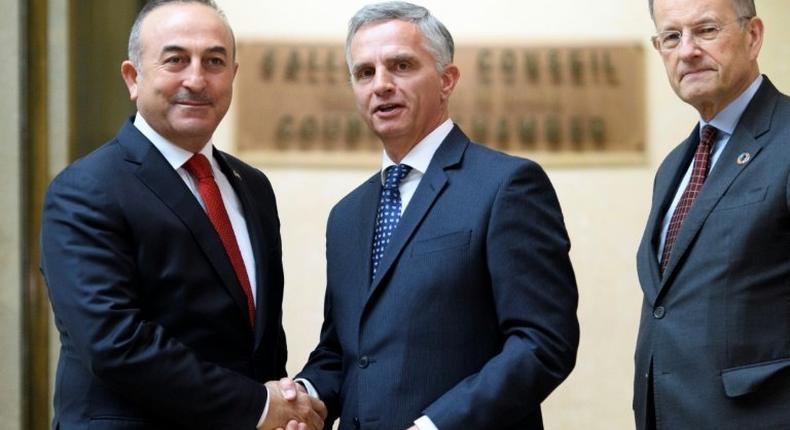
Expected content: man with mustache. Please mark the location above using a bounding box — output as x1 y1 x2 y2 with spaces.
40 1 325 428
290 2 579 429
635 0 790 428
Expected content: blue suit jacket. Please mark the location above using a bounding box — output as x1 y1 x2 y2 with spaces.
41 119 287 429
299 126 579 430
634 77 790 429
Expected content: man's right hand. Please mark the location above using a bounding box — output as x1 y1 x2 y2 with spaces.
277 377 307 400
262 378 327 430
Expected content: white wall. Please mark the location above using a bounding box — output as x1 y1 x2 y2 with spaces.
211 0 790 428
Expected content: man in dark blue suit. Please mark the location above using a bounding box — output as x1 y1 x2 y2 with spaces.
292 2 579 429
40 1 325 428
635 0 790 428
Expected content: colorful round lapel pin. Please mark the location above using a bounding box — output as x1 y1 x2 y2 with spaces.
736 152 751 165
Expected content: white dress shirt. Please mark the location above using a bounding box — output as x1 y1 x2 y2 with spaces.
657 75 763 261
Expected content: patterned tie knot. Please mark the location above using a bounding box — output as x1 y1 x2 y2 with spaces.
696 125 718 176
384 164 412 190
183 153 214 180
700 125 717 146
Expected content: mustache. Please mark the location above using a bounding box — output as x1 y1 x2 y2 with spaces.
172 92 212 104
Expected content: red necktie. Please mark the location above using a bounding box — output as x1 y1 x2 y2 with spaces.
184 153 255 327
660 125 718 273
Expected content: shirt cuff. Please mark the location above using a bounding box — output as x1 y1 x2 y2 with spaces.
256 385 270 429
414 415 438 430
295 378 320 399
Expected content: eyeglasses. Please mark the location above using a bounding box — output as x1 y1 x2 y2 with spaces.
651 17 752 51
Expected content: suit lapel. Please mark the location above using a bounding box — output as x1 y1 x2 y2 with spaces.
214 150 271 345
358 178 380 285
345 177 382 316
658 78 777 292
640 128 698 301
366 126 467 305
117 121 252 328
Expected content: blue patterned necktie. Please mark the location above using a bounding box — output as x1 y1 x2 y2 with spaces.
371 164 412 280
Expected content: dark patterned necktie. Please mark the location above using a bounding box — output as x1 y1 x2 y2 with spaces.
660 125 718 273
371 164 412 280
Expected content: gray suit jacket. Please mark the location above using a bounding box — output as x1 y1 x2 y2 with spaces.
634 77 790 429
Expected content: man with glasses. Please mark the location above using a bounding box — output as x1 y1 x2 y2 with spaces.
635 0 790 428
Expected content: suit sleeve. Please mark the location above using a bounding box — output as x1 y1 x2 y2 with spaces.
41 168 267 428
296 206 344 426
785 167 790 212
423 161 580 428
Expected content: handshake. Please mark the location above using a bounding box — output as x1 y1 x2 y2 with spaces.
261 378 328 430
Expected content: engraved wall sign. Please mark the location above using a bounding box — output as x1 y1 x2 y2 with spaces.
236 41 645 166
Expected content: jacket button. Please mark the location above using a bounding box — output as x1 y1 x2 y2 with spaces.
653 306 665 319
358 356 369 368
353 417 360 429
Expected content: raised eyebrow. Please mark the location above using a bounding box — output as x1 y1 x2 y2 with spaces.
205 46 229 57
386 54 417 65
656 21 682 32
665 17 718 31
161 45 188 56
694 20 721 28
159 45 229 57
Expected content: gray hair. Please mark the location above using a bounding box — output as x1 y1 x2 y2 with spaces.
128 0 236 69
648 0 756 21
345 1 454 73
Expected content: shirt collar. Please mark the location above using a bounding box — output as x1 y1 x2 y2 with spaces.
380 119 454 184
700 74 763 137
133 113 215 170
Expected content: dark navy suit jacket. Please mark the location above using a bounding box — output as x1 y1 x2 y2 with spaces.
299 126 579 430
635 77 790 429
41 119 287 429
